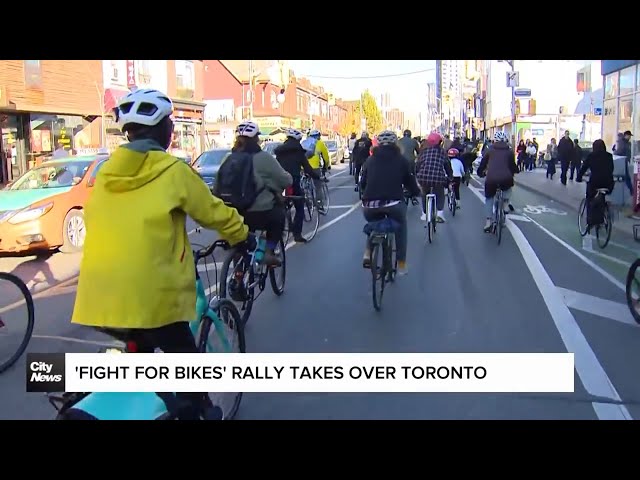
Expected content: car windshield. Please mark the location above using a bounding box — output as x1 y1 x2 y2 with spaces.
325 141 337 150
7 159 94 191
192 150 229 168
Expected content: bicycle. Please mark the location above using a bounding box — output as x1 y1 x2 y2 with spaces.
282 181 320 245
626 258 640 325
0 272 35 374
424 187 437 244
578 188 612 249
447 182 457 217
218 230 286 327
363 216 398 311
490 188 506 245
47 240 246 420
403 187 419 206
301 172 330 216
317 169 330 215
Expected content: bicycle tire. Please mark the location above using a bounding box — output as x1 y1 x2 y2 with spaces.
451 192 456 217
626 259 640 325
302 195 320 242
596 203 612 249
0 272 35 374
370 241 384 311
269 238 286 296
387 234 397 283
319 181 330 215
431 198 437 235
578 198 589 237
219 252 254 326
282 207 293 246
198 298 246 420
426 198 433 244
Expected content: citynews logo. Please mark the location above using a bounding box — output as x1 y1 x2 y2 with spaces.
26 353 66 392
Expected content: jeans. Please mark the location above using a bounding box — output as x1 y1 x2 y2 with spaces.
485 188 512 218
242 205 286 247
363 201 408 262
290 178 305 236
419 183 445 213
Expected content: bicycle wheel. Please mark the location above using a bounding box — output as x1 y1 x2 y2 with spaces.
495 195 503 245
370 241 384 311
269 238 286 296
197 299 245 420
0 273 35 374
596 203 612 249
451 192 456 217
319 181 330 215
626 259 640 325
282 207 293 246
219 252 255 326
431 198 437 235
386 234 397 283
302 194 320 242
578 198 589 237
426 198 433 244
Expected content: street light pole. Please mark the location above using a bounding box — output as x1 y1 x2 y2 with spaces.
507 59 516 145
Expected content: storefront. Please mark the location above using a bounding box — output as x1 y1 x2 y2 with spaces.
601 60 639 156
254 116 295 135
170 99 205 163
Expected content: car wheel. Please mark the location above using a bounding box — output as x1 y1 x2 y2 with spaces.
60 209 85 254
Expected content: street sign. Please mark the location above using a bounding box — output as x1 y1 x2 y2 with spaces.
506 71 519 88
593 107 603 116
514 88 531 97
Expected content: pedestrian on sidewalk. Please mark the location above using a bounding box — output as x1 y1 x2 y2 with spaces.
569 139 582 180
516 139 527 172
558 130 574 185
545 138 558 179
525 140 537 171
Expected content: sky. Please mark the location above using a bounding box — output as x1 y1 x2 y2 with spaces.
286 60 436 115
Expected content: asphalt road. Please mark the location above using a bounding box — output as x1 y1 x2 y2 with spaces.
1 163 639 420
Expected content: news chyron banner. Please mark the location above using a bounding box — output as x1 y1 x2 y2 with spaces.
27 352 575 394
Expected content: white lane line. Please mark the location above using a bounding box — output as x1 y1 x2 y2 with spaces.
329 205 355 209
32 335 122 348
556 287 636 327
468 185 632 420
197 262 224 272
506 214 532 223
331 186 358 189
581 237 630 267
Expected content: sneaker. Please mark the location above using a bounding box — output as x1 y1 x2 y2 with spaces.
397 261 408 276
483 219 492 232
436 216 445 223
362 249 371 268
293 235 307 243
420 213 427 221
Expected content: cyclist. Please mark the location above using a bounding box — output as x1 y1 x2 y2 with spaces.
476 131 518 232
360 130 420 275
397 129 420 170
348 132 357 175
447 148 465 209
576 139 614 231
215 121 292 266
274 128 321 243
71 88 252 420
306 129 331 207
416 132 452 223
352 131 373 191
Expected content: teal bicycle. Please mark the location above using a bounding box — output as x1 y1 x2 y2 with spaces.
47 240 246 421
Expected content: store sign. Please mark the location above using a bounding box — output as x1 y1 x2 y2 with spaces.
127 60 136 88
256 116 293 130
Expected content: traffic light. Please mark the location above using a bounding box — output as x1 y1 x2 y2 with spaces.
529 99 536 115
515 99 520 115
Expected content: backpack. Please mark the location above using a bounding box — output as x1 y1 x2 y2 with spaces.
301 137 318 158
214 152 264 212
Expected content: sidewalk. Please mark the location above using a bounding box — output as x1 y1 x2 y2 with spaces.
514 168 638 238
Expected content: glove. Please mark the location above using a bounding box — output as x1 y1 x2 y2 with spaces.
234 233 257 252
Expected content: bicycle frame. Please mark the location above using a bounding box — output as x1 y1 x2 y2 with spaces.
48 242 232 420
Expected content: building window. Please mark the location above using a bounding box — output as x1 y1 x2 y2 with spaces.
620 66 636 96
109 61 120 83
605 72 619 99
619 95 633 139
175 60 195 100
137 60 151 85
634 94 640 161
602 99 618 151
24 60 42 89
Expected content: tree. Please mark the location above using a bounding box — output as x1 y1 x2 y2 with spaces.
360 90 383 135
339 107 360 137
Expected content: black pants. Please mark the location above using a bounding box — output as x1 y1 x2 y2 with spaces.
354 161 364 185
420 183 446 212
290 178 305 236
451 177 461 200
242 205 286 246
560 158 569 184
97 322 203 420
569 162 581 180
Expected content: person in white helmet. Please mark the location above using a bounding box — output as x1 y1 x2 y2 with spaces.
476 130 518 232
71 89 251 420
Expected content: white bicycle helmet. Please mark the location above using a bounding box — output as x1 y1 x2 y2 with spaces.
377 130 398 145
285 128 303 141
494 131 508 142
236 121 261 138
309 129 321 137
114 89 173 129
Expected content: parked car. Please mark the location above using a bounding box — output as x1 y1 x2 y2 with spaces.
191 149 230 191
342 144 350 162
325 139 344 165
263 142 282 158
0 154 109 254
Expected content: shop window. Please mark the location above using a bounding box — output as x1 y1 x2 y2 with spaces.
618 95 633 135
137 60 151 85
175 60 195 100
602 99 617 151
634 94 640 161
24 60 42 89
605 72 619 99
620 66 636 96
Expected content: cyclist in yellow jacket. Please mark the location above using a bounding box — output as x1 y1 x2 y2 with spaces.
71 89 250 419
306 129 331 209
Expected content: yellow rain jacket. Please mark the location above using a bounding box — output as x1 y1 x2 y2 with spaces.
308 139 331 170
71 140 248 330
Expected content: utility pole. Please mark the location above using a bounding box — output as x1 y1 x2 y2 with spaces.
506 60 517 144
248 60 254 120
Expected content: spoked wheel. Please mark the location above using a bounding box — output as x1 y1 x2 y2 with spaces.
496 208 504 245
301 194 320 242
0 273 35 374
578 198 589 237
269 238 286 296
282 207 293 246
197 298 245 420
386 235 397 283
370 242 385 311
219 252 255 326
626 259 640 325
319 181 330 215
595 204 612 249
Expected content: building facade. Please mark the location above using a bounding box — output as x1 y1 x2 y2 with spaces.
0 60 103 184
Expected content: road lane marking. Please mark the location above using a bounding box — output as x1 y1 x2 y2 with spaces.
468 184 632 420
197 262 224 272
329 205 355 209
556 287 636 326
32 335 122 348
506 214 531 222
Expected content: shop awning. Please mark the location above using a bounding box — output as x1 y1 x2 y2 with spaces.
104 88 130 113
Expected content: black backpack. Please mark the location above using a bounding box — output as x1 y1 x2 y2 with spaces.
213 152 264 213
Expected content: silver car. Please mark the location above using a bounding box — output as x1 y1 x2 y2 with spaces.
324 139 344 165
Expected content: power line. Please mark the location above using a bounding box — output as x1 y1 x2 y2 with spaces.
297 68 436 80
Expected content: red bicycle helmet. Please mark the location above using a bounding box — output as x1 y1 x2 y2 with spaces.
447 148 460 157
426 132 442 146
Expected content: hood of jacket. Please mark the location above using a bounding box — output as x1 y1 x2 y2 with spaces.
98 139 181 193
275 138 304 155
